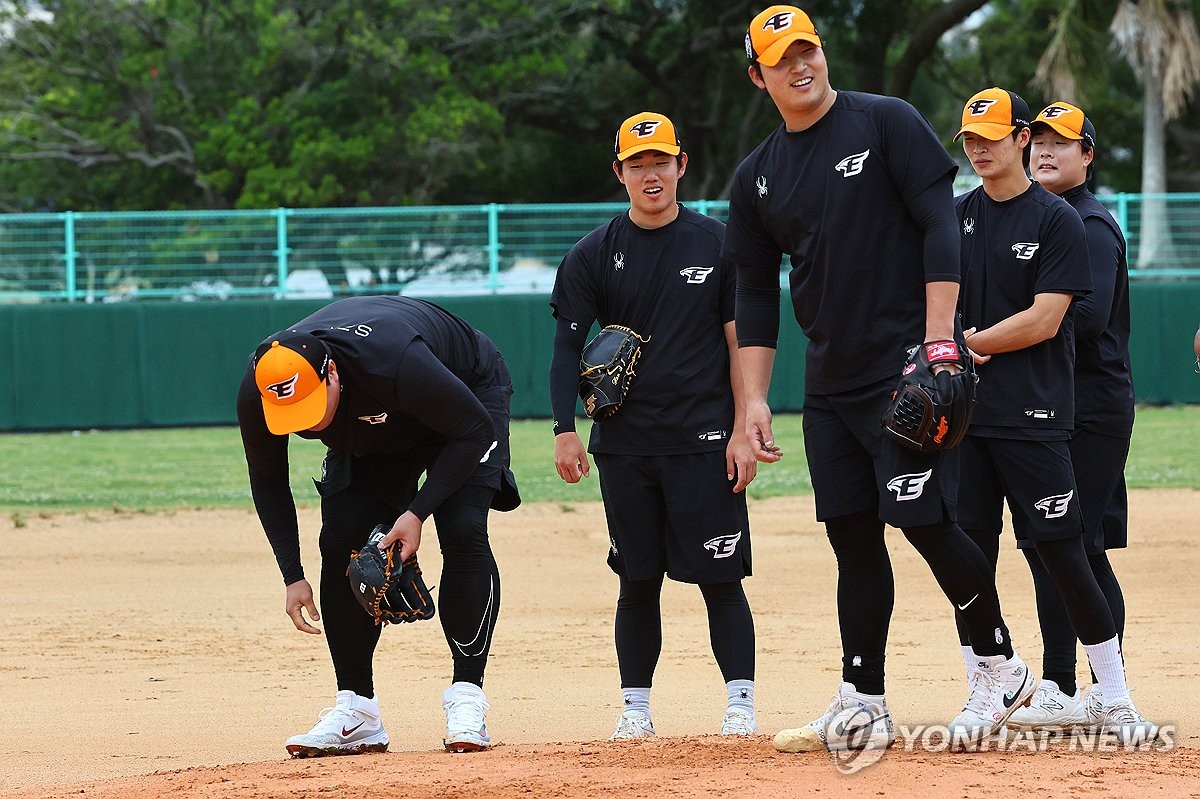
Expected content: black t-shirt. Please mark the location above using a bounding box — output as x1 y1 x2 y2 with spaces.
723 91 959 394
237 296 501 584
550 206 735 455
1062 184 1134 434
955 183 1092 438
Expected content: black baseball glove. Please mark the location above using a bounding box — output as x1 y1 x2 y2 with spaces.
347 524 435 625
881 339 976 454
579 325 649 420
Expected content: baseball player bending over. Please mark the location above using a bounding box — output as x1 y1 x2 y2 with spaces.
238 296 520 756
726 5 1036 750
550 112 760 739
950 88 1156 743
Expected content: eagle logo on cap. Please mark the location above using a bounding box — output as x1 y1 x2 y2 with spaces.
1040 105 1071 118
762 11 794 31
266 373 299 400
628 120 663 138
967 98 999 116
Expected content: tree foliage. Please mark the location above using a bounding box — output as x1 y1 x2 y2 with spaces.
0 0 1193 211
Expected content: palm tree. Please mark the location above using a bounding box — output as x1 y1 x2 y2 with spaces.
1036 0 1200 269
1110 0 1200 268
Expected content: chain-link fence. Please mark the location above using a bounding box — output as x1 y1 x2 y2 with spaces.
0 195 1192 303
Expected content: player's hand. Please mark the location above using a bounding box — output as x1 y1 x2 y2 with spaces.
285 579 321 635
726 432 758 493
554 431 591 483
963 327 991 365
746 400 783 463
378 511 423 561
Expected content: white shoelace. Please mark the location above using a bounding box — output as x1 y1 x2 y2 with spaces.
445 695 489 733
722 709 757 735
962 669 1002 718
614 711 653 737
308 706 363 735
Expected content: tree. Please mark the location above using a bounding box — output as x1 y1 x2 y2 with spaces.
1109 0 1200 267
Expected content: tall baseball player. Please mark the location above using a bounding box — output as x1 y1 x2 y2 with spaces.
725 5 1035 750
550 112 760 738
950 87 1156 744
1002 101 1137 730
237 295 520 756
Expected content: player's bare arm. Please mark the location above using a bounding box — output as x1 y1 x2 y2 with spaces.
964 292 1074 356
739 345 782 463
724 321 758 491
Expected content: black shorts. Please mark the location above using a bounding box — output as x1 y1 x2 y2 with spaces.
955 435 1083 544
802 378 956 528
593 450 751 584
1068 428 1129 553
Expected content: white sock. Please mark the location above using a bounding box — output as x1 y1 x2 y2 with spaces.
961 646 978 682
1083 636 1131 705
726 680 755 713
621 687 651 716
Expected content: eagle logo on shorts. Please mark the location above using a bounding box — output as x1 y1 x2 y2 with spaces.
679 266 714 284
1034 490 1074 519
834 149 870 178
703 532 742 559
886 469 933 502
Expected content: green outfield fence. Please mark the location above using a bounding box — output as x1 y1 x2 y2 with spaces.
1 195 1198 303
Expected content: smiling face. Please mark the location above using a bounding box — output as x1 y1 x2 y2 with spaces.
1030 131 1091 195
614 149 687 229
749 39 835 131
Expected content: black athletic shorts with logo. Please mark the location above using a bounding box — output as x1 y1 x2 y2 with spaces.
802 377 957 528
594 450 750 584
955 436 1083 543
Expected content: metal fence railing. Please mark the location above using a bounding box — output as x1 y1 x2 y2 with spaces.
0 195 1192 302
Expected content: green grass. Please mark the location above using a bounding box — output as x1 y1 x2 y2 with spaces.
0 407 1196 514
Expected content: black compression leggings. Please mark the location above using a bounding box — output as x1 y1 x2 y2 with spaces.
614 575 754 687
319 482 500 697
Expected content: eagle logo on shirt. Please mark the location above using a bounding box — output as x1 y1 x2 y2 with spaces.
357 412 388 425
613 252 625 271
1034 490 1074 519
834 149 870 177
756 176 769 197
679 266 714 284
1011 242 1040 260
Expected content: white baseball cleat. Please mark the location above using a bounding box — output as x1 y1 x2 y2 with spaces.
721 708 758 736
443 682 492 753
773 682 894 753
610 709 656 740
949 652 1037 749
285 690 389 758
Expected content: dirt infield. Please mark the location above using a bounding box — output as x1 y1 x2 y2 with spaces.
2 490 1197 798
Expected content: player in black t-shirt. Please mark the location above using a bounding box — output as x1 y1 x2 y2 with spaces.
951 88 1155 744
237 296 521 756
1003 102 1137 731
725 5 1033 751
549 112 759 739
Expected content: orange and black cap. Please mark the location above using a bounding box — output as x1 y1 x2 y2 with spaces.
745 5 822 67
253 331 330 435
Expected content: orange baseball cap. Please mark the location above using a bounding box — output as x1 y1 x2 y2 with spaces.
955 87 1032 141
614 112 681 161
1032 101 1097 149
253 332 330 435
745 5 822 67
